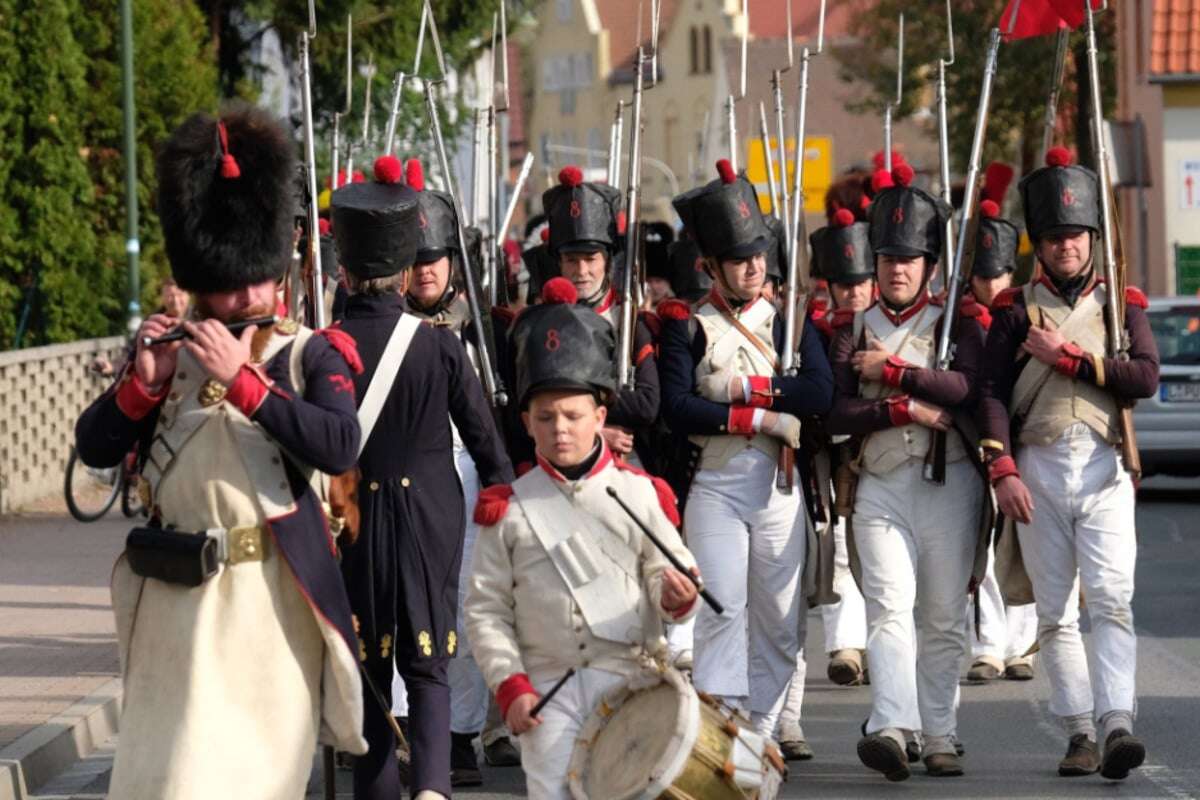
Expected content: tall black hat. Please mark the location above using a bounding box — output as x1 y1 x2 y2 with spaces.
763 216 787 283
672 160 771 261
331 155 420 279
868 164 950 263
156 104 296 294
644 221 675 281
543 166 624 256
811 208 874 284
667 238 711 303
1018 146 1100 240
972 200 1020 279
511 277 616 408
405 160 460 265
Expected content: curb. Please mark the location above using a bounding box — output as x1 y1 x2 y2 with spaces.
0 679 121 800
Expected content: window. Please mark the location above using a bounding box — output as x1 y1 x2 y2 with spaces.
689 27 699 74
560 89 576 115
702 26 712 74
556 0 573 22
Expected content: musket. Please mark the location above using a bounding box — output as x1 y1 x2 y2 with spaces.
935 0 956 294
758 102 780 218
776 1 826 493
1084 0 1141 477
489 5 512 306
1041 24 1070 161
769 0 797 242
297 0 325 330
925 27 1002 485
383 1 428 157
607 101 625 188
498 152 536 248
329 16 352 194
420 1 508 408
726 0 749 171
347 52 375 177
883 14 904 172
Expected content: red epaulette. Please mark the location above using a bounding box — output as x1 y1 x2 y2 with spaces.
614 461 681 528
474 484 514 526
491 305 517 327
317 326 364 375
639 309 663 339
657 299 692 322
1124 286 1149 309
831 308 856 329
993 287 1022 309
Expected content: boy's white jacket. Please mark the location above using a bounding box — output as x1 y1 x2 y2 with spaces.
465 443 699 689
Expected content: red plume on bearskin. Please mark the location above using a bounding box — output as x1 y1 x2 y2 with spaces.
558 165 584 187
405 158 425 191
1045 146 1074 167
892 163 915 187
373 155 403 184
979 199 1000 218
541 276 578 305
833 207 856 228
715 158 736 185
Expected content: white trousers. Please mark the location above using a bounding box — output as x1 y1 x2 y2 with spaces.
855 459 979 738
970 549 1038 662
1016 423 1137 722
520 668 626 800
819 518 868 653
778 636 807 735
448 436 491 734
686 447 806 735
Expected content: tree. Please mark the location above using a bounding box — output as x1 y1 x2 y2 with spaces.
0 0 24 346
834 0 1116 179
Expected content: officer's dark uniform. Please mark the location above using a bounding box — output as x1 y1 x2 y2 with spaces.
331 156 514 800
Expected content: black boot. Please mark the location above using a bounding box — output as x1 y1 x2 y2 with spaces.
450 732 483 787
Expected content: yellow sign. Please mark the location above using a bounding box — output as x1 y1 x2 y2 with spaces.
746 136 833 215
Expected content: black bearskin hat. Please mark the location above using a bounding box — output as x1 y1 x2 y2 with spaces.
1019 146 1101 240
156 104 296 294
672 160 771 261
972 200 1020 279
331 155 420 279
868 164 950 263
811 208 874 285
542 166 624 256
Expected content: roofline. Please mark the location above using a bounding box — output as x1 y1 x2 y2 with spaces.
1148 72 1200 85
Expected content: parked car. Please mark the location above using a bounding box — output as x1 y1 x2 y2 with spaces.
1133 296 1200 477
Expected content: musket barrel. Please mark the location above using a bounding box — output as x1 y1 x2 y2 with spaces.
759 102 780 219
299 34 325 329
617 49 646 390
1042 27 1070 162
936 59 956 293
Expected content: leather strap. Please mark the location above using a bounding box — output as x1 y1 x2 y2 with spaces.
357 314 422 457
714 303 780 374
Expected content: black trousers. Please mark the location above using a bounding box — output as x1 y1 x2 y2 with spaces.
353 649 451 799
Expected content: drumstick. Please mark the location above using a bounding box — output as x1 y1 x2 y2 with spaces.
141 315 277 347
605 487 725 615
530 668 576 718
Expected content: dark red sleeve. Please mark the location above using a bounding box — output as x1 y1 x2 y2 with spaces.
1071 303 1160 400
825 325 905 436
897 314 984 408
976 300 1031 462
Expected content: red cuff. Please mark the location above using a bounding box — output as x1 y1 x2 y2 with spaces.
1054 342 1085 378
634 343 655 367
496 673 537 718
881 356 910 389
114 371 168 421
728 405 757 436
886 395 913 426
746 376 774 408
665 594 697 620
225 364 271 417
988 455 1020 484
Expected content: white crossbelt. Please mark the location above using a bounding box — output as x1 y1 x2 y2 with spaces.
356 314 422 457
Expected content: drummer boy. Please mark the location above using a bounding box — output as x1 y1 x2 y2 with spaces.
464 278 701 799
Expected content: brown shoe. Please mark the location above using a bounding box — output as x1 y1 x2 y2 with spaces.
1004 661 1034 681
1100 729 1145 780
857 733 910 782
1057 734 1100 776
966 656 1003 682
827 649 864 686
924 752 964 777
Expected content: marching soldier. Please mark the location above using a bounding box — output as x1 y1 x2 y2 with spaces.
826 164 989 780
962 199 1038 683
658 159 834 738
331 155 514 800
465 277 700 799
400 158 521 782
74 105 368 798
978 147 1159 780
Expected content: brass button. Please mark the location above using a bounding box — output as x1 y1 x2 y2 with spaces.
176 372 187 381
369 481 381 492
401 477 411 488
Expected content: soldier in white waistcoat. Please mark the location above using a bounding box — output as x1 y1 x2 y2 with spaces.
465 277 700 800
826 163 991 781
73 105 368 800
978 147 1159 780
658 160 834 740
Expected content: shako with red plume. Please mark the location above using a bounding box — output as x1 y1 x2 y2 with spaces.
407 157 461 265
972 200 1020 279
1018 144 1100 239
670 159 770 262
330 148 420 278
811 203 873 284
542 164 623 257
867 160 951 265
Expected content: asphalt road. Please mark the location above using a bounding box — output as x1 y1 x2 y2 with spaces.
30 479 1200 800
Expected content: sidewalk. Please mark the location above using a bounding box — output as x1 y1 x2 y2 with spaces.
0 502 126 799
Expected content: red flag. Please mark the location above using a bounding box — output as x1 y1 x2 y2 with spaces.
1000 0 1101 41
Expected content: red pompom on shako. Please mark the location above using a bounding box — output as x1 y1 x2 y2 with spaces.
541 276 578 305
318 218 332 236
1045 146 1074 168
351 170 366 184
217 120 240 179
715 158 737 185
871 168 894 194
373 155 402 184
892 163 915 188
558 165 584 187
833 207 856 228
979 199 1000 218
405 158 425 192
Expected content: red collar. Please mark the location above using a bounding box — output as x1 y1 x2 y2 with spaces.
708 287 762 316
535 440 613 483
876 291 931 326
588 287 617 315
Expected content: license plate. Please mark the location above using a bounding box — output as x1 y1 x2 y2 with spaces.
1162 382 1200 402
